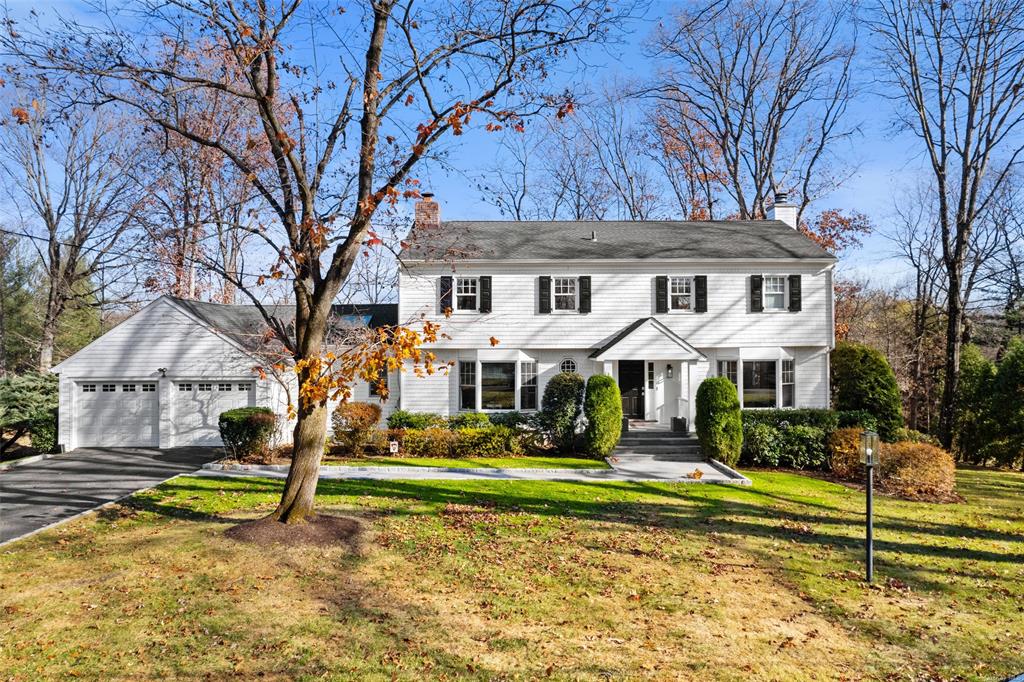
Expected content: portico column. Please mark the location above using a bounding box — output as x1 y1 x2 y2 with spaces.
686 361 694 430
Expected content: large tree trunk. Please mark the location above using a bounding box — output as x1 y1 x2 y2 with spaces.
939 275 964 449
38 311 58 372
272 400 328 523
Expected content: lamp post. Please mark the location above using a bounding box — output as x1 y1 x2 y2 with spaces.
859 430 880 583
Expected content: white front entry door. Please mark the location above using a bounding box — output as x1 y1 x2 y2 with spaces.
75 381 160 448
172 381 255 446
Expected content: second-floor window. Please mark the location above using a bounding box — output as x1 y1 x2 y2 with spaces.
553 277 577 310
456 277 478 311
670 276 693 311
763 276 786 311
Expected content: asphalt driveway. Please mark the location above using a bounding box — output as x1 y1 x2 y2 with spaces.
0 448 222 544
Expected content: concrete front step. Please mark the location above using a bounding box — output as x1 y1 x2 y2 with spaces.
618 436 698 446
611 454 706 463
613 445 702 456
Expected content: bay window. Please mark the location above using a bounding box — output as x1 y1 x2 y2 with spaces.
781 359 795 408
520 361 537 410
742 360 777 408
718 360 737 385
480 362 516 410
459 361 476 410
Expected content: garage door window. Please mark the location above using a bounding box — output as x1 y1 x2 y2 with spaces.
178 383 192 391
198 383 212 391
123 384 136 392
238 383 252 391
102 384 116 392
218 383 232 391
82 384 96 392
142 384 156 392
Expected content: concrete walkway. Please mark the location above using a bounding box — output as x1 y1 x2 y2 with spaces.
199 457 750 485
0 447 222 544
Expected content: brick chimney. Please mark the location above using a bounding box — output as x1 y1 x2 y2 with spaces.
414 192 440 230
768 191 798 229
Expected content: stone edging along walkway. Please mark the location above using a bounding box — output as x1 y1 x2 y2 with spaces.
200 460 752 485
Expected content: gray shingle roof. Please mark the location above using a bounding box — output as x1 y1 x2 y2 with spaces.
167 297 397 350
403 220 835 261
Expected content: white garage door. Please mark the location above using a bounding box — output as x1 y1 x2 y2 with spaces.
173 381 255 446
76 382 159 448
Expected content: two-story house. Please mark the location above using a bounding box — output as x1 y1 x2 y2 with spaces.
49 193 834 451
396 193 836 430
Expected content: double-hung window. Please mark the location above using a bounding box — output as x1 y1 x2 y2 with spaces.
781 360 795 408
718 360 737 385
455 277 478 311
520 361 538 410
459 362 476 410
553 277 577 310
670 276 693 311
763 276 787 311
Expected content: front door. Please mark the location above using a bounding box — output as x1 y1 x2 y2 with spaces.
618 360 646 419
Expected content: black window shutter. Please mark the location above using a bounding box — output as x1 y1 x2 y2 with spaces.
788 274 802 312
655 276 668 314
539 276 551 314
750 275 763 313
440 275 453 312
579 276 591 314
479 276 492 313
694 275 708 313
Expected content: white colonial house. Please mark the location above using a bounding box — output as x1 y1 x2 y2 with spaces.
395 193 836 431
50 193 835 451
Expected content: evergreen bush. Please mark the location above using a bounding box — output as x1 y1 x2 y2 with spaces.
830 341 904 441
740 422 782 467
695 377 743 466
218 407 277 461
583 374 622 457
539 371 585 452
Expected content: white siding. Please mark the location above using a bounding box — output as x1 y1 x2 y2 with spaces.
399 261 833 350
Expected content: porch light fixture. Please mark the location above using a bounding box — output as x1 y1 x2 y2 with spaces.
859 430 881 583
666 364 673 379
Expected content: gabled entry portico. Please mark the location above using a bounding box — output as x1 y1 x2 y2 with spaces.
590 318 708 429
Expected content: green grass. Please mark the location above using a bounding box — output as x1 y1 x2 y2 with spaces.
323 455 609 469
1 469 1022 680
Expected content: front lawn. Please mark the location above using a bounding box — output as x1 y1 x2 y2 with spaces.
1 470 1022 680
323 455 609 469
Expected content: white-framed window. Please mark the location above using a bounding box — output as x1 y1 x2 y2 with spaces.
520 361 538 410
553 277 577 311
742 360 777 408
456 277 478 311
559 358 577 373
781 359 795 408
198 383 212 392
178 383 193 392
647 362 655 389
82 384 96 393
670 276 694 311
459 361 477 410
102 384 116 393
142 384 156 392
718 360 737 386
481 362 516 410
217 383 232 391
238 383 252 391
763 275 787 311
122 384 136 392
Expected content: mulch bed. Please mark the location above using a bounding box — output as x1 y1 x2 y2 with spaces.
225 514 365 550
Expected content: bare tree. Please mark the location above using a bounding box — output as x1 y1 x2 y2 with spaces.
649 0 856 221
4 0 630 523
873 0 1024 447
0 99 145 370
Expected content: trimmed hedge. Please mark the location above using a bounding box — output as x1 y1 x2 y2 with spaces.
695 377 743 467
779 425 827 469
740 422 782 467
741 408 839 433
831 341 904 441
583 374 622 457
539 371 585 452
218 407 277 461
447 412 492 430
387 409 446 430
331 401 382 455
377 425 528 458
452 425 525 457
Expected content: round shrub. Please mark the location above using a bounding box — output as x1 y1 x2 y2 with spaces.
741 422 782 467
218 407 277 462
539 371 585 452
583 374 622 457
695 377 742 467
831 342 904 442
386 410 446 430
879 442 956 501
447 412 491 430
828 427 863 480
779 425 827 469
331 401 382 455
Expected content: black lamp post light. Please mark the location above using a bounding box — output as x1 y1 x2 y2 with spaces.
859 430 880 583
